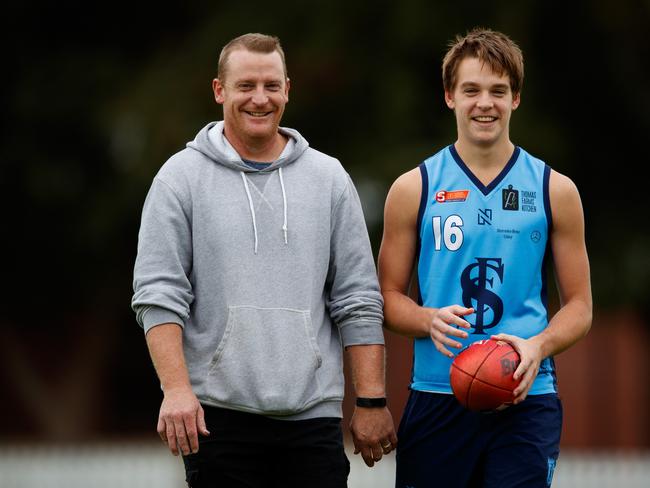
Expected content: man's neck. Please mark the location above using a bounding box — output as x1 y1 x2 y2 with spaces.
224 129 288 163
453 138 516 186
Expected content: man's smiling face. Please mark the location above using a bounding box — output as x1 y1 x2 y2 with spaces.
445 56 520 148
213 48 289 148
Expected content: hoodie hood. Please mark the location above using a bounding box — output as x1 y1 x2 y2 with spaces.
186 121 310 254
186 120 310 172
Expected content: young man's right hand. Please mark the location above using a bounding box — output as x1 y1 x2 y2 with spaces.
428 305 474 358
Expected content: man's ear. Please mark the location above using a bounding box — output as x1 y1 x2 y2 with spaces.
444 90 455 109
212 78 225 104
285 78 290 101
512 91 521 111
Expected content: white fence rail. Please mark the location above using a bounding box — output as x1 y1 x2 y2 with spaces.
0 443 649 487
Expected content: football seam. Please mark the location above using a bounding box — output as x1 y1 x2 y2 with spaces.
465 346 498 406
453 343 508 407
470 376 516 393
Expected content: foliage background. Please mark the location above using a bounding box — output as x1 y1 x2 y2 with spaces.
2 0 649 443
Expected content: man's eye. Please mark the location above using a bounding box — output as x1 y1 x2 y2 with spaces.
266 84 281 91
239 84 254 90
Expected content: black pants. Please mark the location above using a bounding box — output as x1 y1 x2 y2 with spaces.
182 405 350 487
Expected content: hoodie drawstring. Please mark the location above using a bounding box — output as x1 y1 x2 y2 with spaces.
278 167 288 244
240 169 289 254
241 172 259 254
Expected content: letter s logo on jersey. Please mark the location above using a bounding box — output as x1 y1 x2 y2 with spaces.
435 189 469 203
460 258 504 334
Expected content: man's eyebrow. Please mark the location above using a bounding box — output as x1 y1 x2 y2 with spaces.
458 81 510 89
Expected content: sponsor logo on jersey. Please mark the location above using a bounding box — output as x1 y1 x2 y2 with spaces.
502 185 519 210
478 208 492 225
521 190 538 212
435 189 469 203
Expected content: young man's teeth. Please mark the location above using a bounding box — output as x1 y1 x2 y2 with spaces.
475 116 496 122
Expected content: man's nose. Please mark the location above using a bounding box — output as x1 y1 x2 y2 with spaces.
251 87 269 105
476 92 494 109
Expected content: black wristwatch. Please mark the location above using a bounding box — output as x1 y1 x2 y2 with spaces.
356 397 387 408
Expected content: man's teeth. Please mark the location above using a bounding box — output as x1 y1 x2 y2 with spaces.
474 116 496 122
248 112 269 117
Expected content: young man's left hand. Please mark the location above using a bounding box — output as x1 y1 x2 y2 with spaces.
491 333 544 404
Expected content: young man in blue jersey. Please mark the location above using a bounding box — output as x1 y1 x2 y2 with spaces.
378 28 592 487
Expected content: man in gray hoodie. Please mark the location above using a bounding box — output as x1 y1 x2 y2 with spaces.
132 33 396 487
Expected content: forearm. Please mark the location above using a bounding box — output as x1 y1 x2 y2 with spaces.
145 323 192 392
345 344 387 397
383 290 432 338
531 299 592 358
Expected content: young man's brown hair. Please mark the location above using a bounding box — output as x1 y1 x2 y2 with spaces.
217 33 287 81
442 28 524 94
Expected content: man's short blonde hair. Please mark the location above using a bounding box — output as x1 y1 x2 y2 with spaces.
217 33 287 81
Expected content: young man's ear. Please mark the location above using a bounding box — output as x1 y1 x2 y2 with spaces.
444 90 455 110
212 79 225 105
512 92 521 111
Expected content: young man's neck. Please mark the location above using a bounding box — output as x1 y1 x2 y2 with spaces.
454 137 515 171
224 129 288 162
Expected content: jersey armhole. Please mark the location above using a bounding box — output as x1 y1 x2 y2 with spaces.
543 164 552 231
415 163 428 306
416 163 428 235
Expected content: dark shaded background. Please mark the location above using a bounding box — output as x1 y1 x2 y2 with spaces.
2 0 649 445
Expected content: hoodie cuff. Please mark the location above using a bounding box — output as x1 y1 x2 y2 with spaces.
141 306 185 334
339 319 385 347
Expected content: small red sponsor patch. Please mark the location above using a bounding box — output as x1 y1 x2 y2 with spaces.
435 190 470 203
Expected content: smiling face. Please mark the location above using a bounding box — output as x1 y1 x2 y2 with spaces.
213 48 289 153
445 56 520 149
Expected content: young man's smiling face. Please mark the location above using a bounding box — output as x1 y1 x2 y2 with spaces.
445 56 520 148
213 48 289 150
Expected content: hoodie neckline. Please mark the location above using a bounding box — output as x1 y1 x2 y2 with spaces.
187 120 308 173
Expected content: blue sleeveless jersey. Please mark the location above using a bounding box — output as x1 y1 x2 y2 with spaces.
413 145 557 395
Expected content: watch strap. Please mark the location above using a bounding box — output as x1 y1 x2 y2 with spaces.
355 397 387 408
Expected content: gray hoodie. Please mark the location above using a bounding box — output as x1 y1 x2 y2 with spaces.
132 121 384 420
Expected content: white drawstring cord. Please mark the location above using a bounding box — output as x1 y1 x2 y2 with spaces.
278 167 288 245
240 172 258 254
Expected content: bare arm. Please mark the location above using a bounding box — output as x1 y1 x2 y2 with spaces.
346 344 397 467
146 323 209 456
378 169 473 356
494 170 592 402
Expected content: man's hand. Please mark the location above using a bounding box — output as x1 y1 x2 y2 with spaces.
429 305 474 358
349 407 397 467
157 386 210 456
491 333 543 404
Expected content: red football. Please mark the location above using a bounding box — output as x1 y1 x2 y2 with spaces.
450 339 521 411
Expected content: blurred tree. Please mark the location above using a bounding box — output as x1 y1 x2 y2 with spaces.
1 0 648 441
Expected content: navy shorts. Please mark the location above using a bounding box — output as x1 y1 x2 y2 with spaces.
182 405 349 488
396 390 562 488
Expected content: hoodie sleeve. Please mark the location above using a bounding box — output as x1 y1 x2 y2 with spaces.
132 176 194 334
327 174 385 347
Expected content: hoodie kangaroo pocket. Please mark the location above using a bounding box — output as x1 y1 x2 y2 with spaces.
205 306 323 415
